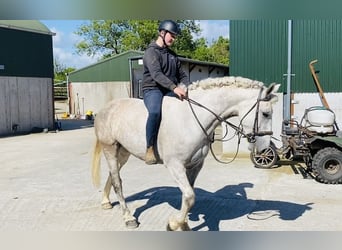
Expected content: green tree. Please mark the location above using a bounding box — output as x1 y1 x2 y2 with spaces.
75 20 130 58
121 20 159 51
171 20 200 57
54 59 75 85
210 36 229 65
75 20 200 59
192 36 229 65
192 37 213 62
74 20 229 65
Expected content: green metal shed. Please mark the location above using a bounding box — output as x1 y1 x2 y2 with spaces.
230 20 342 93
69 50 143 82
0 20 54 78
0 20 55 136
67 50 229 115
229 20 342 133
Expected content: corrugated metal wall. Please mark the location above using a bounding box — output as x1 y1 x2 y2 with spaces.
0 28 54 78
230 20 342 93
292 20 342 93
230 20 288 89
226 20 342 155
69 51 143 82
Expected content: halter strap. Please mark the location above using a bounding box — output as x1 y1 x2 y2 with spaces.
185 86 273 164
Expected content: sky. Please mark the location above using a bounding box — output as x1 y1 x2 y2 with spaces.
40 20 229 70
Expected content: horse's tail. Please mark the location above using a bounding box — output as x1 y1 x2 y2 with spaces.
91 139 102 188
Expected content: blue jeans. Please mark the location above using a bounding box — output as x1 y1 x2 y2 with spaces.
143 88 177 148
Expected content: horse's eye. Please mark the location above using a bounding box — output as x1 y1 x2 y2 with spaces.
262 112 271 118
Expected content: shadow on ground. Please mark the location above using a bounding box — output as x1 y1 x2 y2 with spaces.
57 119 94 131
0 119 94 138
110 184 313 231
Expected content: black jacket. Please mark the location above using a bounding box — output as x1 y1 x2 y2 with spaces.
142 42 189 91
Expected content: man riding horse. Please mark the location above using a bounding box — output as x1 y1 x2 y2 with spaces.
142 20 189 164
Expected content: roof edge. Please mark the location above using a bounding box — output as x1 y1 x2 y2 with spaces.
70 50 144 74
0 21 55 36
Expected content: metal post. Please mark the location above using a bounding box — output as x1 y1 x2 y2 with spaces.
128 58 133 98
65 72 70 114
284 20 294 121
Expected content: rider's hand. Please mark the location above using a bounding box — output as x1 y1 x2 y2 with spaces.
173 86 187 101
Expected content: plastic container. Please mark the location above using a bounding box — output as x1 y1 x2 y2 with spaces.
306 106 335 126
304 106 335 133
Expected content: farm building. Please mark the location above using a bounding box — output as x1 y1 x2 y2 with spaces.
0 20 55 136
68 50 229 115
224 20 342 155
68 51 144 116
129 55 229 99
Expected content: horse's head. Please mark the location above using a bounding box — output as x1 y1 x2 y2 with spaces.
239 83 280 153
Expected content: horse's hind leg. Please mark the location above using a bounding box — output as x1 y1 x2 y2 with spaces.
101 175 114 209
102 143 138 229
101 145 131 210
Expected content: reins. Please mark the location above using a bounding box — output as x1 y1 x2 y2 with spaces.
185 87 272 164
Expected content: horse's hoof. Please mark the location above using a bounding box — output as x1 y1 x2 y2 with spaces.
180 223 192 231
125 219 139 229
166 224 174 231
101 202 113 210
166 222 191 231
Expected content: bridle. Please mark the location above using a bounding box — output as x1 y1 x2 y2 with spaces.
185 87 273 164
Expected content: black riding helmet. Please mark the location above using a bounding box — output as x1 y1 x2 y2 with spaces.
158 20 180 35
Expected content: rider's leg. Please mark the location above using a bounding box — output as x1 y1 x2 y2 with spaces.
143 89 163 164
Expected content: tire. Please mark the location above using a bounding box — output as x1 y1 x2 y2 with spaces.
250 142 278 169
311 147 342 184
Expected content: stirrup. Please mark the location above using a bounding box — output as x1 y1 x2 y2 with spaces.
145 147 157 165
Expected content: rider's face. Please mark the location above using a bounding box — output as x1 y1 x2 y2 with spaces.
163 31 177 46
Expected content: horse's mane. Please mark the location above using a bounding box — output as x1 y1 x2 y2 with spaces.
187 76 264 90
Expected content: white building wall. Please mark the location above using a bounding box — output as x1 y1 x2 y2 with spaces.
189 66 212 82
69 81 130 115
188 65 227 82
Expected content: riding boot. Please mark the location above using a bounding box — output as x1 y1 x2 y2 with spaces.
145 146 157 165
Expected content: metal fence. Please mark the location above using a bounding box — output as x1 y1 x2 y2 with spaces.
54 86 67 99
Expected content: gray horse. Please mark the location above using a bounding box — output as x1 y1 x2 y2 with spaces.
91 76 280 230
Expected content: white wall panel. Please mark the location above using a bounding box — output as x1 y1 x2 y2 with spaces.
69 81 130 115
0 76 54 136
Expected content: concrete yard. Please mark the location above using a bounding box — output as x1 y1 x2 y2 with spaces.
0 118 341 231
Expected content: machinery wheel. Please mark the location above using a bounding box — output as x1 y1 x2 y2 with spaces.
250 142 278 169
311 147 342 184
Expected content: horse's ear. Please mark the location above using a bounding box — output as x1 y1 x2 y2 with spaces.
262 83 280 103
266 83 281 95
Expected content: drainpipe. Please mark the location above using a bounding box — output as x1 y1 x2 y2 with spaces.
128 58 133 98
284 20 294 122
65 72 70 114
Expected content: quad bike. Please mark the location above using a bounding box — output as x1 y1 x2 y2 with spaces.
250 60 342 184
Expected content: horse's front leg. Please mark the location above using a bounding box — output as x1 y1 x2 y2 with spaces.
166 159 195 231
186 159 205 188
